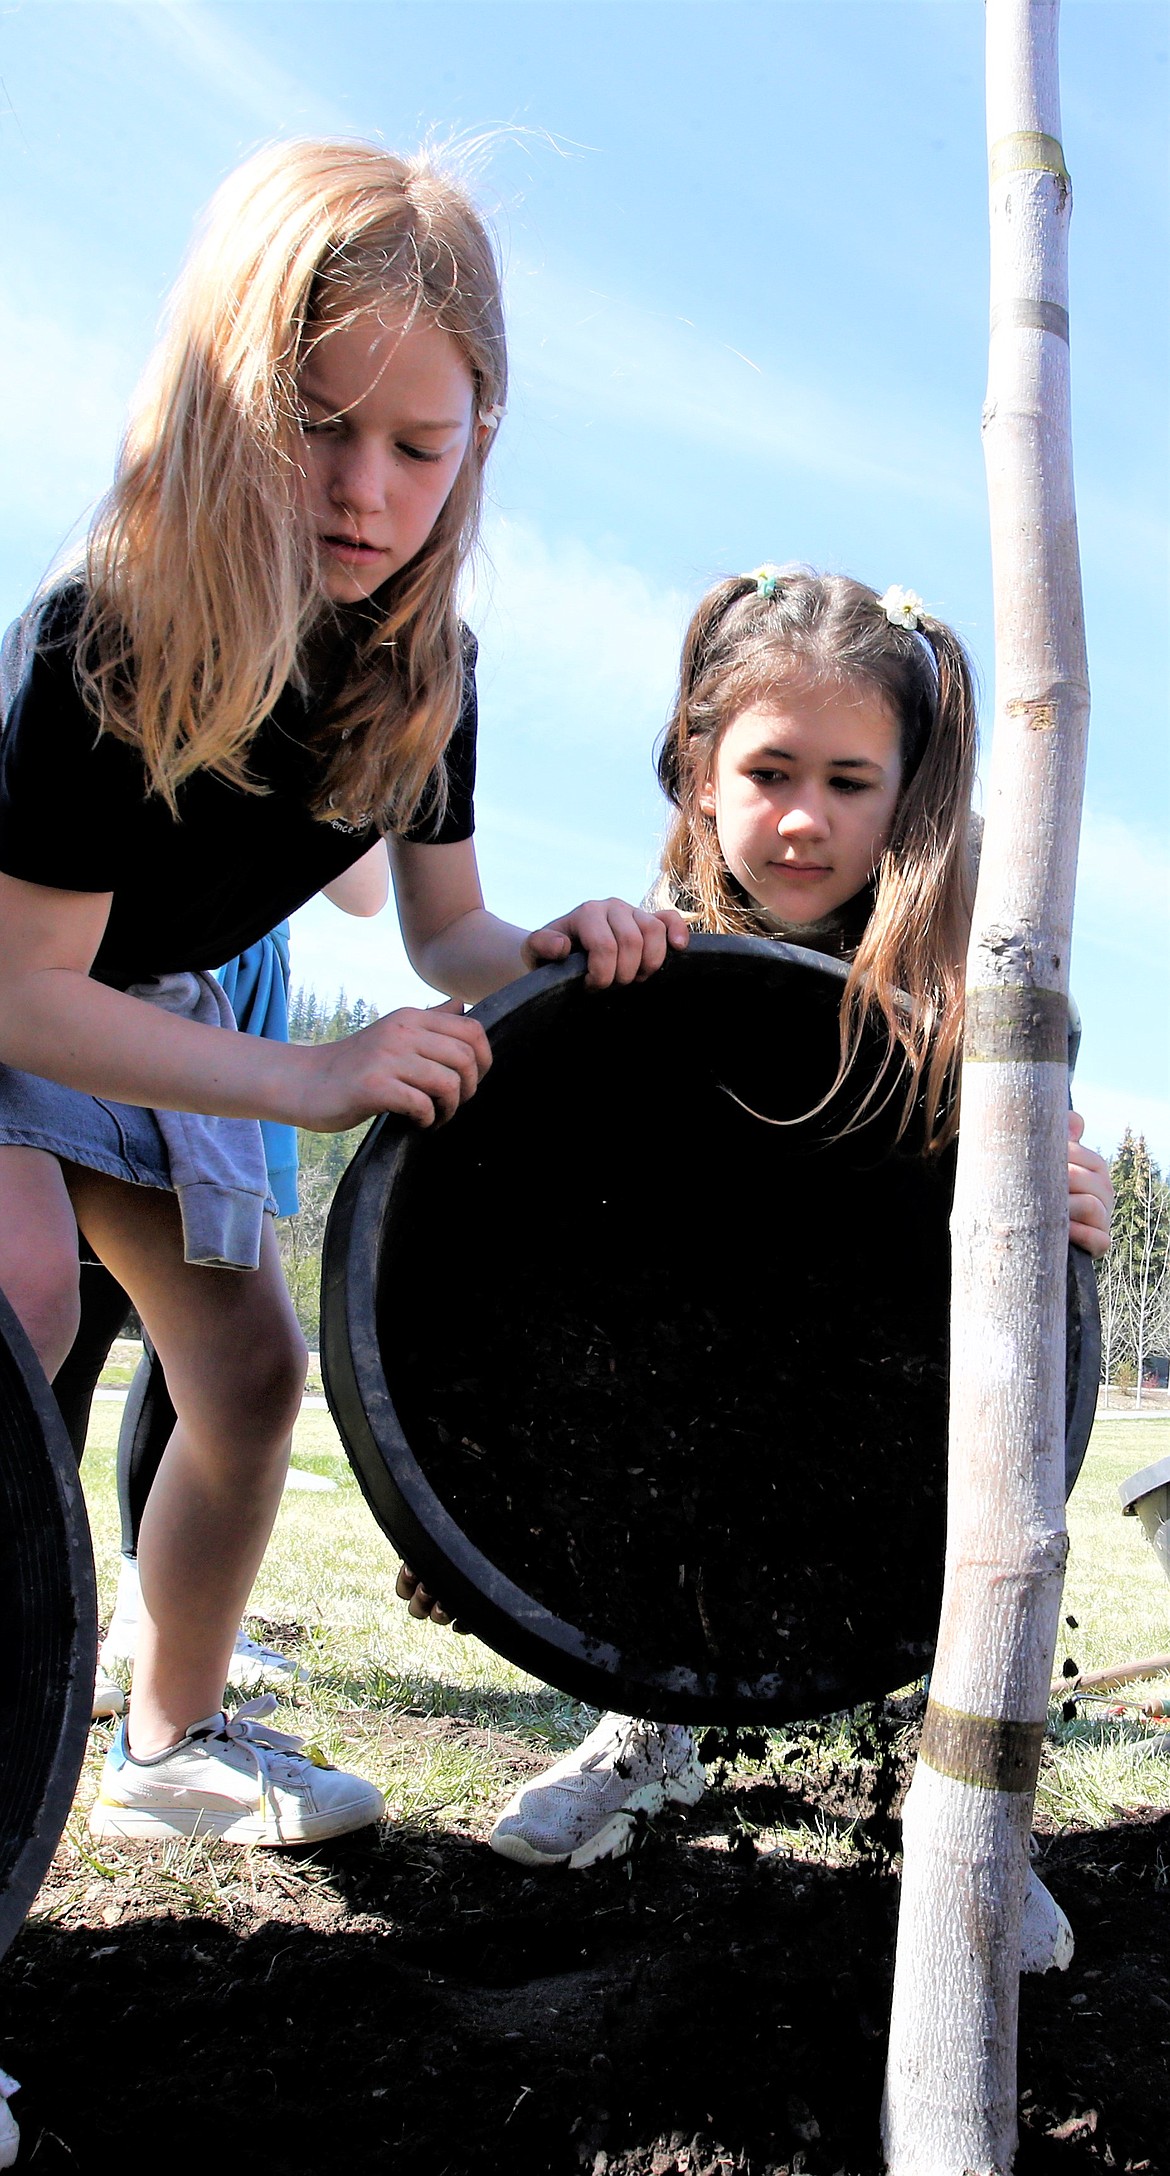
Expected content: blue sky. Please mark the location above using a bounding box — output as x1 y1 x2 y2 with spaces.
1 0 1167 1160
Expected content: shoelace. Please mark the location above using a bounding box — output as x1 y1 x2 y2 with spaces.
202 1697 327 1836
546 1721 661 1799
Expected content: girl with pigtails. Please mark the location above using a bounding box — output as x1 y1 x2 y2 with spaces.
0 138 683 1847
444 566 1110 1966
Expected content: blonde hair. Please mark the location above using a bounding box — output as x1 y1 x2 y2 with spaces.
78 138 507 829
655 569 979 1152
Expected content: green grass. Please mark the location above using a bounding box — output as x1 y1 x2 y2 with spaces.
1039 1415 1170 1827
74 1406 1170 1855
1060 1418 1170 1669
97 1338 326 1394
78 1397 588 1841
95 1337 146 1388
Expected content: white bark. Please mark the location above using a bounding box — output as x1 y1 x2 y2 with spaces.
1130 1165 1169 1408
1096 1243 1130 1409
883 5 1090 2170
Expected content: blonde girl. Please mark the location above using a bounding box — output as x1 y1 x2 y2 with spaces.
0 139 681 1846
484 568 1110 1935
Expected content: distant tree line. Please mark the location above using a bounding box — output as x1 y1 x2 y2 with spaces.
1098 1130 1170 1406
279 988 381 1339
278 999 1170 1396
286 987 380 1044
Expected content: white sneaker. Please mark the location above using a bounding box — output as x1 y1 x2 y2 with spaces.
225 1629 308 1694
1020 1868 1074 1972
98 1556 142 1671
100 1558 306 1690
88 1696 384 1846
0 2065 20 2172
91 1667 125 1721
490 1713 706 1869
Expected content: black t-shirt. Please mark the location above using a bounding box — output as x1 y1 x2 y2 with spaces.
0 589 476 987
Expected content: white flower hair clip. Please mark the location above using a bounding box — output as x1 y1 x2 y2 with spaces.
478 403 505 433
876 585 926 631
746 563 784 599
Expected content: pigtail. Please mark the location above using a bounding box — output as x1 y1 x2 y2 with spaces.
656 575 789 933
836 613 978 1150
657 578 750 800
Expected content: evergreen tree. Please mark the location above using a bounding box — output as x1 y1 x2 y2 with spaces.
1111 1132 1168 1277
279 986 382 1336
1099 1130 1170 1400
288 985 379 1046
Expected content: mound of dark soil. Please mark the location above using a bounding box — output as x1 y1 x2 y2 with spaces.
2 1720 1166 2175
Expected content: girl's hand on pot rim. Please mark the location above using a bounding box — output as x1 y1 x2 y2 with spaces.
1068 1111 1112 1258
292 1000 490 1132
522 900 690 990
396 1562 464 1631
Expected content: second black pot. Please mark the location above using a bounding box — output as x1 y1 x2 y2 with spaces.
0 1289 97 1961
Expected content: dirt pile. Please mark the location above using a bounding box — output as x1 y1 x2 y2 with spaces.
2 1716 1166 2174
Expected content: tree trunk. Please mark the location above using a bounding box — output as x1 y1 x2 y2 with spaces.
882 5 1089 2171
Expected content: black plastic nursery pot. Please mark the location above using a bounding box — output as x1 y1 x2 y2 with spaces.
322 936 1100 1724
0 1288 97 1961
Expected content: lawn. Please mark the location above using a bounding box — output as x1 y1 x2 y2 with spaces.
73 1401 1170 1844
77 1393 591 1841
1039 1416 1170 1828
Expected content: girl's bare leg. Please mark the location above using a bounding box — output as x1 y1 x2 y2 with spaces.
0 1146 84 1376
65 1169 307 1757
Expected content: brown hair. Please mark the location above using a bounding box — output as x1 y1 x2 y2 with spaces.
77 138 507 830
655 569 979 1151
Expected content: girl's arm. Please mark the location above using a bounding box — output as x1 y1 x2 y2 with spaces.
389 836 689 1002
0 869 489 1134
322 840 390 917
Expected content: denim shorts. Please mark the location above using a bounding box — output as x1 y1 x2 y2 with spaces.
0 1063 173 1192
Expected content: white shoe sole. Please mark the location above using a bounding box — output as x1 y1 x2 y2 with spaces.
491 1805 642 1870
490 1764 707 1870
98 1641 136 1673
98 1659 305 1695
100 1641 306 1687
225 1663 308 1693
88 1790 384 1847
